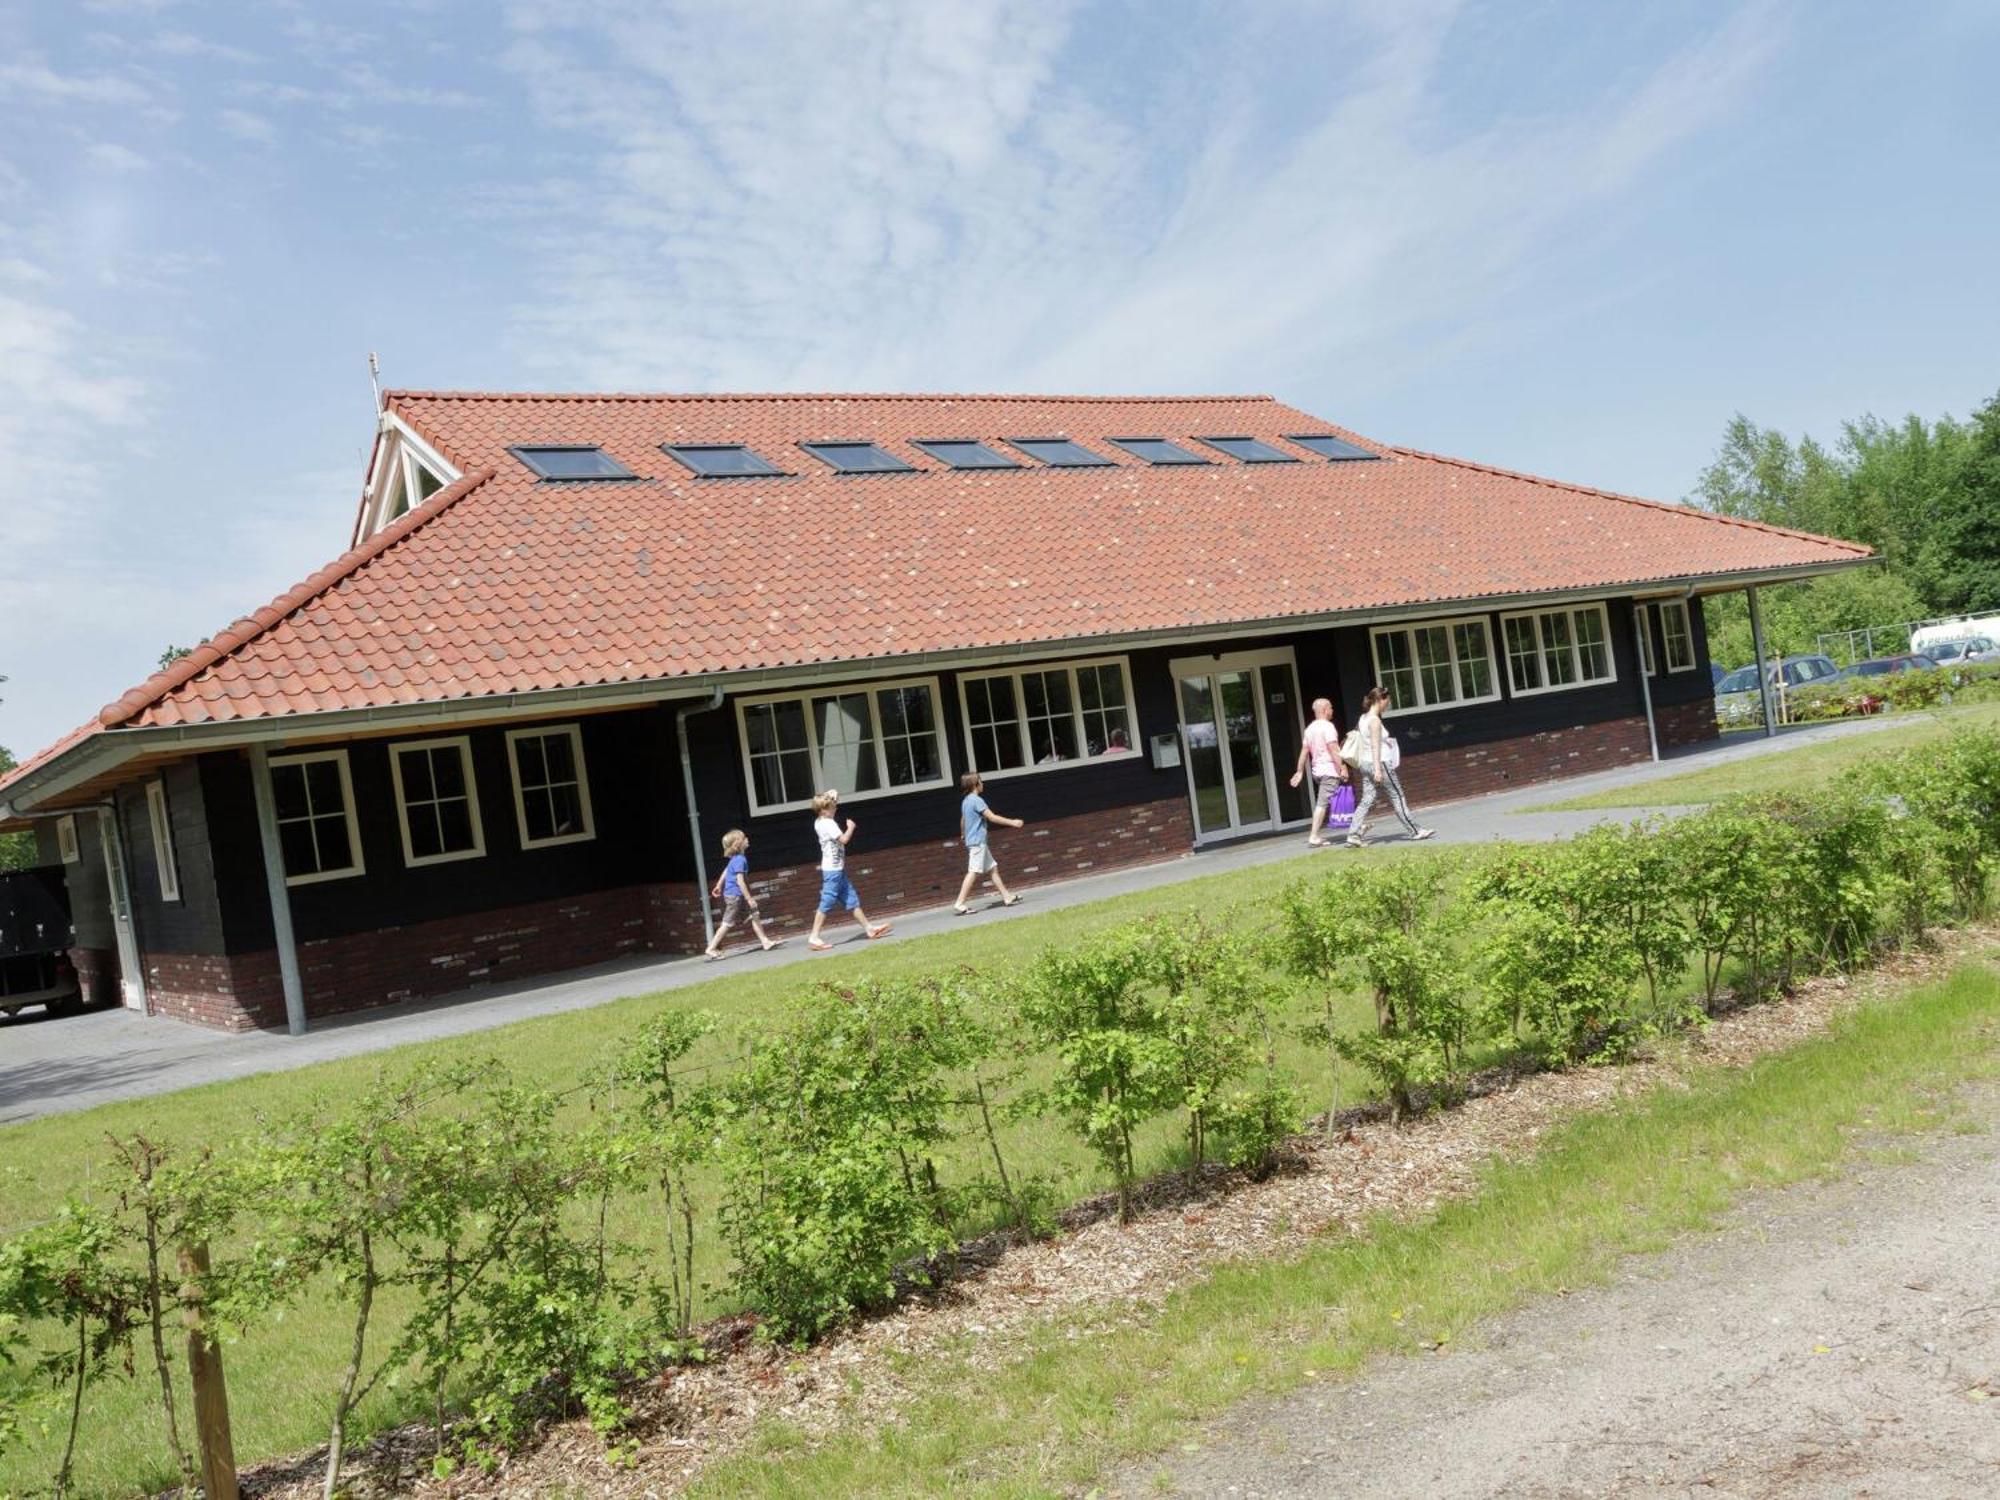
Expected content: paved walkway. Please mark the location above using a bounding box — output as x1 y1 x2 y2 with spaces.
0 717 1901 1126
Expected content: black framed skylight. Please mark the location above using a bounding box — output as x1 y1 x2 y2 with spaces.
1287 433 1378 461
1006 437 1115 468
509 445 636 481
1198 436 1298 464
661 443 785 478
912 439 1019 470
800 441 915 474
1109 437 1209 466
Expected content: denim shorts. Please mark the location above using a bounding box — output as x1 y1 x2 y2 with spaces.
817 869 860 913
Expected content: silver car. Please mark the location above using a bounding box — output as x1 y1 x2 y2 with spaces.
1714 654 1841 727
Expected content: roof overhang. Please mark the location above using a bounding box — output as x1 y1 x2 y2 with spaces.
0 554 1873 825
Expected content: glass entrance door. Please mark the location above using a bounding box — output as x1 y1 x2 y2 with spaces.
1173 649 1302 841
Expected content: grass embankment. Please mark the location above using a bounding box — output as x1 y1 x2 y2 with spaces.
694 957 2000 1498
1530 700 2000 811
1 843 1438 1498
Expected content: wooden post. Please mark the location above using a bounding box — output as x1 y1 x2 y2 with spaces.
178 1241 239 1500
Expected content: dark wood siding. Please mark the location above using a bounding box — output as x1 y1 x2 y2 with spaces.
118 761 228 958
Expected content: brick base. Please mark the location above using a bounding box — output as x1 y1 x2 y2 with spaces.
1399 713 1654 806
145 951 286 1031
1656 697 1720 749
70 946 120 1008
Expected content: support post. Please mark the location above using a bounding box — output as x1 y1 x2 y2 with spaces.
179 1241 239 1500
246 745 308 1035
675 688 726 950
1747 585 1778 739
1632 601 1660 762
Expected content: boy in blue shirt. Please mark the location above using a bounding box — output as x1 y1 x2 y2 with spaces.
704 828 781 960
954 772 1025 915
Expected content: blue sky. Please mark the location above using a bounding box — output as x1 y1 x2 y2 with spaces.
3 0 1997 755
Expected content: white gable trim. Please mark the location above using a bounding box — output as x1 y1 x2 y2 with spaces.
358 413 461 541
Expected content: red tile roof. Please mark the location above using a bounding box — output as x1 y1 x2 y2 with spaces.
2 392 1869 796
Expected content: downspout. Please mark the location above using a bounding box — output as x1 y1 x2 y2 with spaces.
246 746 309 1036
93 801 151 1015
1632 601 1660 763
675 686 727 951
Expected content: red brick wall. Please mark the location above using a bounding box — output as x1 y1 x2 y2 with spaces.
1398 712 1655 805
1656 697 1720 749
145 951 286 1032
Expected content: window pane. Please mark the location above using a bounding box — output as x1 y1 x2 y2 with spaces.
1540 612 1577 685
313 814 353 873
1575 609 1610 681
278 818 319 877
749 753 790 810
1022 670 1079 762
305 758 343 812
1374 630 1418 710
409 805 445 860
547 783 585 838
540 732 578 785
813 692 881 795
272 763 308 821
399 746 435 803
523 787 556 843
431 746 466 798
1453 622 1493 698
1504 616 1542 692
1414 625 1457 705
875 685 940 788
1077 663 1131 754
965 676 1025 772
1662 603 1694 670
515 734 548 788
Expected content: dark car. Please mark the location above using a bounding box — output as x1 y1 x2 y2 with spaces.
0 865 83 1019
1834 653 1938 680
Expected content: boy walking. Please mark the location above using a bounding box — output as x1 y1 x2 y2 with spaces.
1287 696 1349 847
704 829 780 960
807 789 892 951
954 772 1025 914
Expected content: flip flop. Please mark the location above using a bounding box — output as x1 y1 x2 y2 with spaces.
808 938 833 951
866 923 893 940
1000 896 1022 907
952 906 974 916
702 952 723 963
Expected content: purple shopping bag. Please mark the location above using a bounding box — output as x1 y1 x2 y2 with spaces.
1325 779 1357 832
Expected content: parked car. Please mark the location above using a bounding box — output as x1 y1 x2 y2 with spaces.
0 865 83 1020
1923 637 1998 666
1710 662 1727 689
1713 654 1842 727
1834 653 1938 680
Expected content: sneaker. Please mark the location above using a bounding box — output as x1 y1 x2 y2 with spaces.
1306 837 1328 848
953 905 974 916
1412 828 1435 841
1344 835 1365 848
702 951 722 962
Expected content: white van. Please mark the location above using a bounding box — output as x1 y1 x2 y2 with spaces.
1910 616 2000 659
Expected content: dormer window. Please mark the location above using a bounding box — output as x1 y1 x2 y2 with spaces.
364 417 462 540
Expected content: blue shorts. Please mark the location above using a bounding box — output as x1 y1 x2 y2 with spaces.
817 870 860 914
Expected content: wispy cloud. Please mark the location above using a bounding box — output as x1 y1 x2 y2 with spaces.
217 105 277 143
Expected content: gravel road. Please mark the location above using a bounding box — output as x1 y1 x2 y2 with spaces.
1111 1083 2000 1499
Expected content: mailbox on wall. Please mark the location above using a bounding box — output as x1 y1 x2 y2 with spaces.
1149 732 1182 770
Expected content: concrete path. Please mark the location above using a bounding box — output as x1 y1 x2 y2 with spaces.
0 716 1904 1126
1108 1079 2000 1499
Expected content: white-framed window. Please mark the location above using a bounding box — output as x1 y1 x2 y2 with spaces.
1659 599 1697 672
56 814 79 864
736 677 950 813
1635 604 1657 676
388 736 486 867
268 750 366 885
1500 602 1618 696
957 656 1136 777
1368 616 1500 713
144 780 181 902
505 724 596 849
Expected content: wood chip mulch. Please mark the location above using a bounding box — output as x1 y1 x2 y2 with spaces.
244 925 2000 1499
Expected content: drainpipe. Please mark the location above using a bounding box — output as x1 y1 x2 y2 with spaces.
93 801 151 1015
246 745 309 1036
1632 601 1660 763
1747 585 1778 739
675 687 727 951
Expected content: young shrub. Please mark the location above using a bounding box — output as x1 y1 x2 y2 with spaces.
1014 924 1179 1221
1659 803 1790 1012
715 977 973 1341
1276 875 1362 1136
1137 916 1269 1178
1899 728 2000 919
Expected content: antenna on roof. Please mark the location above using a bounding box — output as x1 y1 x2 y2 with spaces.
368 351 382 412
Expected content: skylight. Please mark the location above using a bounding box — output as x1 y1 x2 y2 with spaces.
1007 437 1115 468
510 446 635 480
1199 436 1297 464
912 439 1019 470
1287 433 1378 461
1109 437 1209 466
800 441 914 474
662 444 785 478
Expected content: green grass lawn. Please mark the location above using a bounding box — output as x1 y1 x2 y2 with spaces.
2 839 1439 1498
693 956 2000 1498
1526 700 2000 811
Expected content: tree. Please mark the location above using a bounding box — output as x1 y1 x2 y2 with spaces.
1920 390 2000 615
0 743 36 871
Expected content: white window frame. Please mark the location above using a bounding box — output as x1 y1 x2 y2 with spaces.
1499 602 1619 697
388 735 487 868
145 780 181 902
504 724 598 849
955 654 1138 781
734 675 952 814
1366 616 1502 715
56 814 79 864
1658 599 1697 673
268 749 367 886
